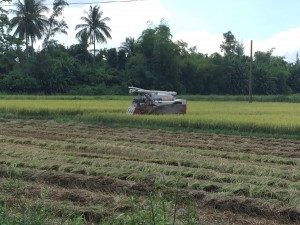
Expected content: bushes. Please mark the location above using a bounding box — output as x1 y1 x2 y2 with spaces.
67 84 127 95
0 70 39 93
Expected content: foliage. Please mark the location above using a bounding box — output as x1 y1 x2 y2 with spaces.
0 0 22 54
103 192 199 225
128 21 182 91
288 62 300 93
1 5 300 95
29 44 78 94
75 5 111 59
1 114 300 223
43 0 69 48
253 50 291 95
8 0 49 57
1 98 300 137
1 165 84 225
220 31 237 56
120 37 137 56
0 68 39 93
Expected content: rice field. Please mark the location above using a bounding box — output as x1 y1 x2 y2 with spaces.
1 96 300 224
0 98 300 136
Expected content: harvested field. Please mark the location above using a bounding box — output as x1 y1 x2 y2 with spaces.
1 119 300 224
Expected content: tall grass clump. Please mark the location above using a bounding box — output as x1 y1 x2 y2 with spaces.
102 191 200 225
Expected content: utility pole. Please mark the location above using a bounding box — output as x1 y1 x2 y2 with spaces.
249 40 253 103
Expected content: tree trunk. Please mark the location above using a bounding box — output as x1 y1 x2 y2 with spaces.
93 35 96 63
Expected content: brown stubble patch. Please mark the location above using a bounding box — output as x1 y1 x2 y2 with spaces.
1 119 300 224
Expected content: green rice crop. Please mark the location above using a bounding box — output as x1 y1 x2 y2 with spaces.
0 99 127 113
1 98 300 136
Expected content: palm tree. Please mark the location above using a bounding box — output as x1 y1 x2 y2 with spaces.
77 30 89 51
77 30 91 62
120 37 136 56
9 0 49 57
75 5 112 60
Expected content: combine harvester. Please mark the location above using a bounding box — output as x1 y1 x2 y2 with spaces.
127 87 187 115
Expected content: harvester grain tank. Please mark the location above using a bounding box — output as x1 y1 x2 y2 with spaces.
127 87 187 114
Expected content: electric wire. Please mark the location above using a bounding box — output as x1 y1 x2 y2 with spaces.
1 0 147 7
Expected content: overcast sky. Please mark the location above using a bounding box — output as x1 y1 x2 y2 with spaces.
5 0 300 62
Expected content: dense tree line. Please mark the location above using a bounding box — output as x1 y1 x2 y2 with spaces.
0 0 299 95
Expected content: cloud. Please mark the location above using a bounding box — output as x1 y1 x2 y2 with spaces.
243 27 300 62
54 0 171 49
172 27 300 63
102 0 171 47
36 1 300 63
173 30 223 55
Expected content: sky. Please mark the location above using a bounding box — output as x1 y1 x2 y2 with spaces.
4 0 300 62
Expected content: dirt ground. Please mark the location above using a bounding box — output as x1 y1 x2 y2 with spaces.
1 119 300 224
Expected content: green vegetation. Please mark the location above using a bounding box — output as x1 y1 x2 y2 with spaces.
1 165 84 225
2 0 300 224
1 120 300 224
1 163 202 225
1 1 300 96
0 98 300 137
103 192 199 225
182 93 300 102
2 94 300 102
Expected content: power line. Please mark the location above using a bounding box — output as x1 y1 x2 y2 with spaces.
69 0 146 4
1 0 146 7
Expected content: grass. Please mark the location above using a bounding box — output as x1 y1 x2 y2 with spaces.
2 134 300 206
1 165 84 225
2 95 300 223
1 164 203 225
1 97 300 137
2 93 300 102
181 93 300 102
102 192 200 225
1 119 300 224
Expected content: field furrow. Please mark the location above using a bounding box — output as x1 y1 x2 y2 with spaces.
1 119 300 224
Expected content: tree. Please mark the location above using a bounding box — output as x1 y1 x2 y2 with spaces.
235 41 245 57
288 52 300 93
8 0 49 57
43 0 68 48
219 31 249 94
288 63 300 93
0 1 10 52
295 51 300 65
75 5 112 60
253 50 290 94
120 37 136 57
31 44 78 94
137 21 181 90
220 31 237 56
106 48 117 69
118 49 126 70
1 0 23 53
125 53 153 88
68 30 92 63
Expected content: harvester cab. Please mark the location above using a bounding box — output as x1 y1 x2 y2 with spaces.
127 87 187 115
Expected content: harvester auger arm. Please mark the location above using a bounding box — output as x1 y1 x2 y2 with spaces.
128 87 177 96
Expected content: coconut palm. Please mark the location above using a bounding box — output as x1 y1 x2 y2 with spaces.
77 29 89 51
77 30 91 62
8 0 49 57
75 5 111 60
120 37 136 56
